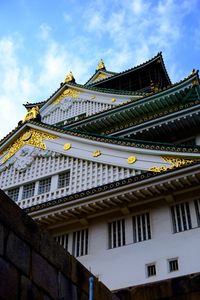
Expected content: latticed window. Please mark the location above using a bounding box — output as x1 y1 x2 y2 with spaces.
7 187 19 202
108 219 126 249
133 212 151 243
58 171 70 188
194 199 200 226
22 183 35 199
72 229 88 257
171 202 192 233
55 233 68 250
146 263 156 277
38 177 51 194
168 258 179 272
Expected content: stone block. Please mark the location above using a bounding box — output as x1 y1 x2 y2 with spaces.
58 272 79 300
39 230 71 278
0 223 4 255
0 191 40 252
20 275 43 300
32 251 58 299
0 257 19 300
71 255 90 293
6 232 30 276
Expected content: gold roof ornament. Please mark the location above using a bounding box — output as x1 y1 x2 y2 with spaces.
63 143 71 150
92 150 101 157
127 156 137 164
64 71 75 83
1 129 57 163
97 59 105 70
22 106 40 123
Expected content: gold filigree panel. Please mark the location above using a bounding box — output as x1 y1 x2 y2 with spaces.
94 73 107 81
53 88 82 105
1 129 57 163
149 156 198 173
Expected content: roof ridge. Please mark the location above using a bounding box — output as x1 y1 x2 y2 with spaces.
84 69 117 85
65 72 199 128
88 52 166 87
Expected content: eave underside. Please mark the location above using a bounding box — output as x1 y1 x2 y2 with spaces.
27 164 200 230
90 53 171 92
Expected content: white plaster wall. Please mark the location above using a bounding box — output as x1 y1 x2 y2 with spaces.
0 149 137 208
77 202 200 291
42 98 113 125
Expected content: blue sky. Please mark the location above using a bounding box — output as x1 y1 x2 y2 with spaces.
0 0 199 138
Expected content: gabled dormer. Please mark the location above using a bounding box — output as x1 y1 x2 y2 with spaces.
85 59 116 86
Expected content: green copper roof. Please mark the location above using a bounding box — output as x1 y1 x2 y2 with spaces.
65 72 200 134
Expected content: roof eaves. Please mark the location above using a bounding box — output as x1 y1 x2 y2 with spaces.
28 120 200 153
24 161 200 213
88 52 163 87
65 72 199 129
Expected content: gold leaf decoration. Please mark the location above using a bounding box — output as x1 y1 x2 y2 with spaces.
149 156 197 173
1 129 57 163
127 156 137 164
53 88 82 105
92 150 101 157
97 59 105 70
22 106 40 123
63 143 71 150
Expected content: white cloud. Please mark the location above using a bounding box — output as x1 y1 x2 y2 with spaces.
0 0 198 139
81 0 197 77
0 36 37 139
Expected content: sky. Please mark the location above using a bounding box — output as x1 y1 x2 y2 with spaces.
0 0 200 139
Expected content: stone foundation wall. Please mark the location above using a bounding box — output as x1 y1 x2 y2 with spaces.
0 190 115 300
114 273 200 300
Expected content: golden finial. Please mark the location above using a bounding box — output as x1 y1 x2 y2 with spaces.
97 59 105 70
22 106 40 123
64 71 75 83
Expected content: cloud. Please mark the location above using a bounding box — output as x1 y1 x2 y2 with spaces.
0 36 37 139
81 0 198 76
0 0 198 139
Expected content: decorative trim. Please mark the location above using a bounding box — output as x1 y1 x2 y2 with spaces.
92 150 101 157
53 88 82 105
127 156 137 164
149 156 199 173
22 106 40 123
25 161 200 214
0 129 57 163
63 143 71 150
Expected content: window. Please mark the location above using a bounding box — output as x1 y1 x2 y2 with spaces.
38 177 51 194
108 219 126 249
168 258 179 272
22 182 35 199
171 202 192 233
55 233 68 250
72 229 88 257
7 187 19 202
146 263 156 277
194 199 200 226
58 171 70 188
133 212 151 243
